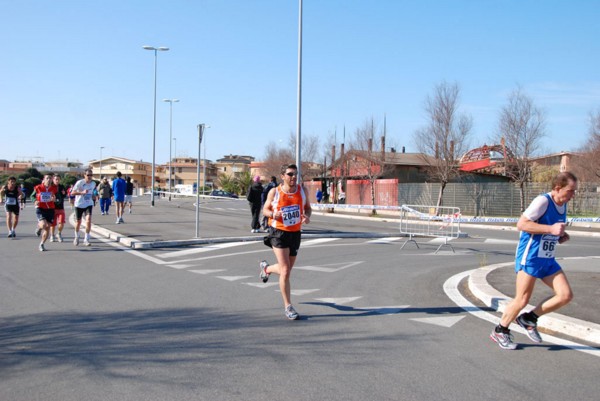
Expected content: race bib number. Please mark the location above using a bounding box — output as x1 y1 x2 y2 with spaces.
84 193 92 202
537 234 558 258
40 192 52 203
281 205 301 227
6 197 16 205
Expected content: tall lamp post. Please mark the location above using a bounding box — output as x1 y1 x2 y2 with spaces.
173 137 177 161
163 98 179 201
99 146 105 179
202 126 210 191
196 124 207 238
143 45 169 206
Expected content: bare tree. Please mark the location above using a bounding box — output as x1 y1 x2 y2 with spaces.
414 81 473 208
572 109 600 181
494 86 546 212
346 117 391 214
261 132 321 180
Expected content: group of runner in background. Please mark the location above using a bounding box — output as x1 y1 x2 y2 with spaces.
0 170 134 251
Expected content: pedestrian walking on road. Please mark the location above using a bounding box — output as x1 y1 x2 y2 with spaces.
261 176 277 230
1 176 24 238
33 173 57 251
125 176 134 214
97 177 112 215
259 164 312 320
247 175 263 233
490 171 578 350
112 171 126 224
71 169 96 246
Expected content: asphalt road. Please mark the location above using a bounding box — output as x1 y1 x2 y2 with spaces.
1 202 599 401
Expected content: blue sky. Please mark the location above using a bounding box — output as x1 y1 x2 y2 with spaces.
1 0 599 166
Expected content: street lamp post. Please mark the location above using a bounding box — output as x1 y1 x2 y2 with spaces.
143 45 169 206
99 146 105 180
202 126 210 191
196 124 206 238
173 137 177 161
163 98 179 201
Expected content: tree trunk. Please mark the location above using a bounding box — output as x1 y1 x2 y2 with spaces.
436 181 446 211
370 178 377 215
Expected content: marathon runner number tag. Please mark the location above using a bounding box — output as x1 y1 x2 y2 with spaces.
281 205 301 227
538 234 558 258
40 192 52 203
84 194 92 202
6 197 16 205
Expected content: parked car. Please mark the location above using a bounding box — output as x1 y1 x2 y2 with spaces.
209 189 239 198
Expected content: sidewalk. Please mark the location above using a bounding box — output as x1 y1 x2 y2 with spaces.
87 198 600 346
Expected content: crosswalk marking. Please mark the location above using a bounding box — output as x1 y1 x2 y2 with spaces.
157 242 248 259
302 238 340 246
189 269 227 275
216 275 253 281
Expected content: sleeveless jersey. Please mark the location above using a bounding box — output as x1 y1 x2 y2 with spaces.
515 193 565 267
268 184 306 232
3 186 20 206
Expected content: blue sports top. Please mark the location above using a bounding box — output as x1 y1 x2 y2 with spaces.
515 193 566 267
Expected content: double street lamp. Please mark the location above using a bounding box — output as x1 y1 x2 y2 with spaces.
143 45 169 206
163 98 179 201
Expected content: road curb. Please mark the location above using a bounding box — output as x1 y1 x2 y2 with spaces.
468 261 600 345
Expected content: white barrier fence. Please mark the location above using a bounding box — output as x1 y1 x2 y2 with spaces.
399 205 461 253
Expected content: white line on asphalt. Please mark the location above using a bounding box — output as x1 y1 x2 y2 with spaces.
443 270 600 357
156 242 250 259
301 238 340 246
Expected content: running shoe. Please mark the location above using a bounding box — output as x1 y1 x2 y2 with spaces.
57 233 63 242
84 240 91 247
516 313 542 343
285 304 299 320
7 232 12 238
35 228 42 237
39 243 46 252
50 236 55 242
73 236 79 246
11 230 16 238
259 260 270 283
116 219 121 224
119 217 124 223
490 328 517 350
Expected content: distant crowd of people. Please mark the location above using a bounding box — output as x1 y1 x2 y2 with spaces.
0 170 135 251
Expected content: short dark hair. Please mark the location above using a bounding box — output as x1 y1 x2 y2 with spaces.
280 164 298 174
116 171 122 177
552 172 577 189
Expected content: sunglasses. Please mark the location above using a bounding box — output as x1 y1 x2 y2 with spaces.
285 172 298 177
86 175 93 177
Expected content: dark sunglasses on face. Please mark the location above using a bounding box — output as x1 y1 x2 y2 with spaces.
285 172 298 177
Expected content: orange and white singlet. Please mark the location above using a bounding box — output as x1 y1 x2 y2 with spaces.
268 184 306 232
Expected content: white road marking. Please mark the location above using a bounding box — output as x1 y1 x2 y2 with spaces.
443 270 600 357
410 316 465 327
294 261 364 273
301 238 340 246
156 242 250 259
189 269 227 275
366 237 401 244
216 275 253 282
167 264 195 269
315 297 362 305
245 282 280 288
288 289 320 296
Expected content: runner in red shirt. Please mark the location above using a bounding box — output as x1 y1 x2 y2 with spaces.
34 173 58 251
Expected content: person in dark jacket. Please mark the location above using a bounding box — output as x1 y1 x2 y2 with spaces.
261 176 278 230
247 175 264 233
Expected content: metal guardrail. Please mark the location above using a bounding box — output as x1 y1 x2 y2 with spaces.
399 204 461 253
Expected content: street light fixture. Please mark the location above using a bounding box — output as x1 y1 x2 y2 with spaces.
143 45 169 206
99 146 105 180
163 98 179 201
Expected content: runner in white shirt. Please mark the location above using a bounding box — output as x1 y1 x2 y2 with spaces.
71 169 97 246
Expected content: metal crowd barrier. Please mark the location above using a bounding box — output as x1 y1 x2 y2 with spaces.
399 205 461 253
